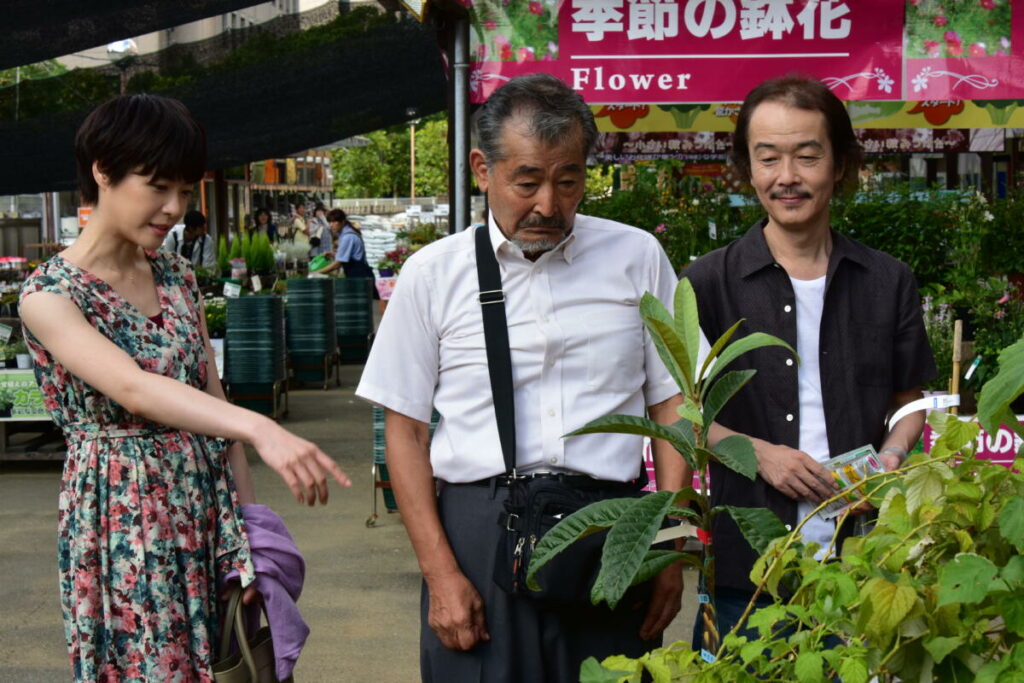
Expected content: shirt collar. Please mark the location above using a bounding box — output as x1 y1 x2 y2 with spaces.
735 218 870 279
487 211 577 265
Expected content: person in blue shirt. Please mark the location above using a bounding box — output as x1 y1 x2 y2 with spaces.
312 209 375 280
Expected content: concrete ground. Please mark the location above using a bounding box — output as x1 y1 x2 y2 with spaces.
0 364 696 682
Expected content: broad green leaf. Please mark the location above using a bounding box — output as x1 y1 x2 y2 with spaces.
1000 496 1024 551
739 639 764 665
701 369 757 428
860 578 916 638
526 497 635 591
746 603 788 638
1003 556 1024 586
580 656 636 683
698 319 743 387
926 413 980 459
630 550 687 587
838 655 869 683
712 435 758 481
566 415 697 470
641 293 693 394
719 505 789 555
677 397 704 425
595 490 679 609
667 505 701 524
705 332 796 385
1002 594 1024 635
905 462 952 515
674 278 702 382
794 651 824 683
936 553 999 606
977 335 1024 436
924 635 963 664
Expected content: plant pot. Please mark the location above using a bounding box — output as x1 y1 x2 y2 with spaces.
15 353 30 369
378 268 394 277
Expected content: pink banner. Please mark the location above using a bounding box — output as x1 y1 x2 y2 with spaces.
923 417 1024 467
467 0 1024 104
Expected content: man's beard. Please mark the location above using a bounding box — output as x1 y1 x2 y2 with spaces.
511 216 568 256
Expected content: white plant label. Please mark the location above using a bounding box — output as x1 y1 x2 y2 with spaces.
223 282 242 298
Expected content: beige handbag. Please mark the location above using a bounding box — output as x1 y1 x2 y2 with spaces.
213 585 291 683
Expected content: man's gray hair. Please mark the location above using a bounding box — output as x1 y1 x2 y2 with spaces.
474 73 597 165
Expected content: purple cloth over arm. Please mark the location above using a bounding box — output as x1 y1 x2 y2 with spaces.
221 503 309 680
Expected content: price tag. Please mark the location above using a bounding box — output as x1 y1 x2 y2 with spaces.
701 649 717 663
223 282 242 298
0 323 12 342
251 275 262 292
697 593 711 604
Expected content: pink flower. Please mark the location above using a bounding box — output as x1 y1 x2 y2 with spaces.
499 43 512 60
934 14 948 26
493 33 510 46
483 19 496 30
948 42 963 56
517 46 535 62
997 294 1010 304
969 42 987 57
654 224 667 233
529 1 543 14
924 40 941 57
980 0 995 8
1002 37 1011 50
944 30 961 44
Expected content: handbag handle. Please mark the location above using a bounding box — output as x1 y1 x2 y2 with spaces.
219 584 259 678
474 225 517 476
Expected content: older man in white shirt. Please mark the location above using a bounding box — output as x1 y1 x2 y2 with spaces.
356 74 687 682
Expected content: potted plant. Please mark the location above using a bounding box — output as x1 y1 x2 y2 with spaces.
11 339 30 369
377 246 411 277
528 279 1024 681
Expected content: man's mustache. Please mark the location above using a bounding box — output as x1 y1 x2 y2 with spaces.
769 189 812 199
517 216 567 230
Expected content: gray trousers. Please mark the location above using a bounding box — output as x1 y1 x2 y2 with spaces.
421 482 660 683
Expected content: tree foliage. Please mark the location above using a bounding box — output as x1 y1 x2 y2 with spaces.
331 112 448 199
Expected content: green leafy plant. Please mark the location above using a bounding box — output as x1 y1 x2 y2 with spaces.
228 232 243 260
377 246 412 274
527 278 795 654
217 235 230 274
203 296 227 338
579 333 1024 682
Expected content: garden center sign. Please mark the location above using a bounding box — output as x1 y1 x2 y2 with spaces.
463 0 1024 129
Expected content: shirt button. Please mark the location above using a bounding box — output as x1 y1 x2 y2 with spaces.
540 317 549 324
548 358 556 367
786 413 794 422
550 457 558 465
548 408 556 417
785 358 794 367
784 305 793 313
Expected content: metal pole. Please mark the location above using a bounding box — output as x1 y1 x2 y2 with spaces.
451 16 470 233
410 120 417 202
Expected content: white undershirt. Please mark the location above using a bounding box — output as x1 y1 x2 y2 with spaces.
789 275 835 556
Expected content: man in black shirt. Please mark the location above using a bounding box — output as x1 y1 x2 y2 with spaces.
685 75 936 647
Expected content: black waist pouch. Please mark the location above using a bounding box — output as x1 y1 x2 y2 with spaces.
493 477 643 606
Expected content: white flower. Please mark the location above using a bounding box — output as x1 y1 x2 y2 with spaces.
983 211 994 222
691 199 700 206
874 68 894 94
912 67 932 93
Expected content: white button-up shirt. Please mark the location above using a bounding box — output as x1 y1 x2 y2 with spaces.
356 214 680 483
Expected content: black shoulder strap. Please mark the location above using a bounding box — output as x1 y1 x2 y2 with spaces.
474 225 517 475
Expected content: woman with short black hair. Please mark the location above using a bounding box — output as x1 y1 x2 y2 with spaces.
20 94 349 681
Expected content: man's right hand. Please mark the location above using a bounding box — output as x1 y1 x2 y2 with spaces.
756 442 838 503
426 571 490 651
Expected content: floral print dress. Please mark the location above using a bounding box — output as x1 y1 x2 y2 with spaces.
20 251 254 682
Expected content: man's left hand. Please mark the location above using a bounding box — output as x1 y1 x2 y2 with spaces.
639 564 683 640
